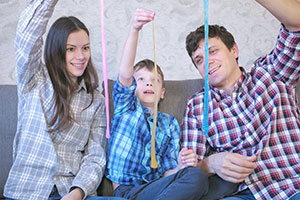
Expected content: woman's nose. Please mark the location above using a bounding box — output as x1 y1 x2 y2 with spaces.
76 49 84 60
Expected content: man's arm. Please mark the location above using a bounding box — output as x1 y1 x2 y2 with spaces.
118 8 155 87
256 0 300 31
198 152 257 183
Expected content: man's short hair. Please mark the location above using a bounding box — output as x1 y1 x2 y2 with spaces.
186 25 237 64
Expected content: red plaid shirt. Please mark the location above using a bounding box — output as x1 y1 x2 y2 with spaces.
182 25 300 200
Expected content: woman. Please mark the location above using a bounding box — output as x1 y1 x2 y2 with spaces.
4 0 124 199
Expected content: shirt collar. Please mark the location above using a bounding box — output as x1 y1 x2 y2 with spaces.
142 105 162 121
74 79 87 93
211 67 247 99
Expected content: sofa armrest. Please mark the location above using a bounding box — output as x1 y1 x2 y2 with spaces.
0 85 18 199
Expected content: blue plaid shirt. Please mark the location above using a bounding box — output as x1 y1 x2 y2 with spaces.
106 78 180 185
4 0 107 199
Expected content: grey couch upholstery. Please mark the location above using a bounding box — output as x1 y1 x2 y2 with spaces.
0 85 18 199
0 78 203 199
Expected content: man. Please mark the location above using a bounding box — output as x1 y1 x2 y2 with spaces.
182 0 300 199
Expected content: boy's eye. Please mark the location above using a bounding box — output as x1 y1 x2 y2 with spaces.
138 77 144 81
153 78 160 83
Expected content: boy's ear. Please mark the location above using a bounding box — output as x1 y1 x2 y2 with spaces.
160 87 166 99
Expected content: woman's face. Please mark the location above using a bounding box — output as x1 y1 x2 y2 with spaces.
65 29 90 83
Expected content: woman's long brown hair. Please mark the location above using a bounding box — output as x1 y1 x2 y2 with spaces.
44 16 99 133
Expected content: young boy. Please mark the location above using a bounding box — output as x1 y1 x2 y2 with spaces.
106 8 208 200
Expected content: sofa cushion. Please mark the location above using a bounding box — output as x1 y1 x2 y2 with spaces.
0 85 18 199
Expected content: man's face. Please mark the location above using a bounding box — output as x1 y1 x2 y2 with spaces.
133 67 165 110
192 37 240 91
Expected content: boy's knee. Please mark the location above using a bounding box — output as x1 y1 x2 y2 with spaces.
187 167 208 182
185 167 208 186
184 167 209 195
187 167 208 191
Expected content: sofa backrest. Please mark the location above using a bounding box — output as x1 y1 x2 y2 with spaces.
105 79 204 125
2 79 300 198
0 79 204 198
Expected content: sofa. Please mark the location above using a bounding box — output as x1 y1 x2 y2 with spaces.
0 78 203 199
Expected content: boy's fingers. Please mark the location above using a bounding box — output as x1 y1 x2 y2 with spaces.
180 148 194 155
135 8 155 21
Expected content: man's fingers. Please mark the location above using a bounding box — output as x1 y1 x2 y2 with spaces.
229 154 257 170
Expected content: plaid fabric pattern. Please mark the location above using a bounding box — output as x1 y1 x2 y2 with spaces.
182 25 300 200
106 78 180 185
4 0 107 199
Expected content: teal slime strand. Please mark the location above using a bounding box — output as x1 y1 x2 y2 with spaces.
202 0 209 136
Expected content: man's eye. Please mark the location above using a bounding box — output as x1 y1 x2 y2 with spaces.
196 58 202 64
210 49 217 54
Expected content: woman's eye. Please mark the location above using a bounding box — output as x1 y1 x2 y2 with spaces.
83 46 90 51
66 47 74 52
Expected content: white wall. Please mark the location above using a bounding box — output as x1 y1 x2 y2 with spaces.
0 0 283 87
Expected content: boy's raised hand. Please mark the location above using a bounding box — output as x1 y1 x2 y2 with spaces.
178 148 198 169
132 8 155 31
119 8 155 87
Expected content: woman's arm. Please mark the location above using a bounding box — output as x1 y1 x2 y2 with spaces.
15 0 58 95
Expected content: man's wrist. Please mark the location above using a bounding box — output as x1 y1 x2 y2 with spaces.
198 156 215 175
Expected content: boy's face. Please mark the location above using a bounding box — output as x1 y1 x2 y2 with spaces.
133 67 165 110
191 37 240 91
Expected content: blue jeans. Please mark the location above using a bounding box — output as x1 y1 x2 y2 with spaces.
7 196 125 200
6 189 126 200
114 167 208 200
290 192 300 200
201 175 239 200
221 189 255 200
221 189 300 200
48 196 126 200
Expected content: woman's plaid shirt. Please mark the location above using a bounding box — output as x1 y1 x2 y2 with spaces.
4 0 107 199
182 25 300 200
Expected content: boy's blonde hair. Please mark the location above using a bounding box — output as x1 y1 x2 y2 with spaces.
134 59 165 87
